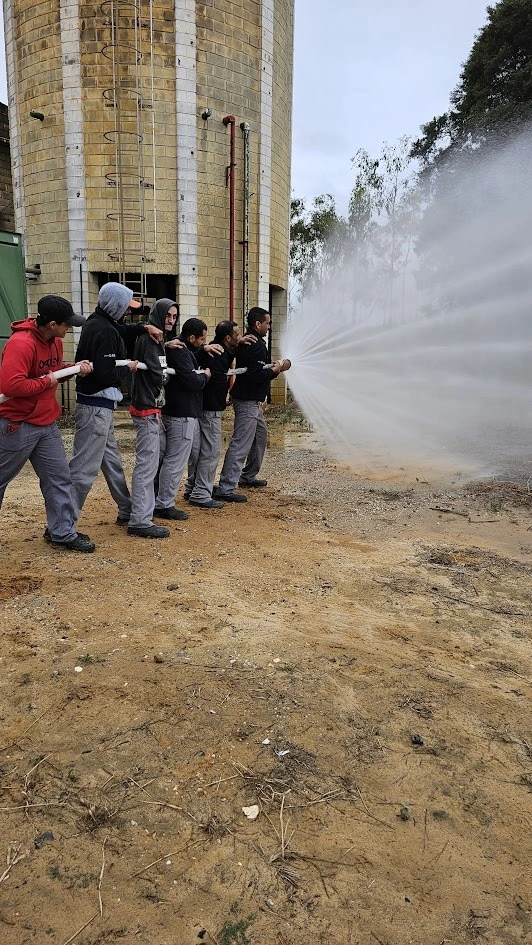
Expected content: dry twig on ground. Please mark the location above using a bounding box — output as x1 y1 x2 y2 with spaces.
0 842 28 885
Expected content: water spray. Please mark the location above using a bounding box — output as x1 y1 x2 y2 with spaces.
283 127 532 474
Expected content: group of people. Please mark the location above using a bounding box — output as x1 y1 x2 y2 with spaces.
0 283 291 552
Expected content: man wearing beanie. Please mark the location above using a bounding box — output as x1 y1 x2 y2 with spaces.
0 296 96 552
69 282 163 526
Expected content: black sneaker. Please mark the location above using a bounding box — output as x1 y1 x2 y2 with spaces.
50 534 96 553
153 507 189 521
127 524 170 539
183 492 191 501
189 498 223 509
116 515 130 526
44 528 90 543
216 492 248 503
239 479 268 488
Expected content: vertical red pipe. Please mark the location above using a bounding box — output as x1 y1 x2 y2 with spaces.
223 114 236 320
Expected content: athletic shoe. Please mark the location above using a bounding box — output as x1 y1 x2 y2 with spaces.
153 507 189 521
50 534 96 553
238 479 268 488
189 498 223 509
127 524 170 539
215 492 247 503
183 492 191 501
116 515 130 526
44 528 90 543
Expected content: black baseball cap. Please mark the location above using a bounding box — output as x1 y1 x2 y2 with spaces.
37 295 86 327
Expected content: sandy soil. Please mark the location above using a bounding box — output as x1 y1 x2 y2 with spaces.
0 410 531 945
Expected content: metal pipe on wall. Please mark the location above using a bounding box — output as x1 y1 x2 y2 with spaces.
222 114 236 320
240 121 250 328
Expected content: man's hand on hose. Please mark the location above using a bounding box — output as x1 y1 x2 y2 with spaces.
76 360 92 377
129 360 139 373
271 359 291 375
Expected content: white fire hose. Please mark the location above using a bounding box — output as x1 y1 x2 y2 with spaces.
0 360 247 405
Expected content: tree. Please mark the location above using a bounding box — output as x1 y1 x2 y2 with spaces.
349 137 418 320
412 0 532 165
289 194 349 300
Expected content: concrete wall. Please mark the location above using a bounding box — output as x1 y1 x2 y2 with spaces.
3 0 293 387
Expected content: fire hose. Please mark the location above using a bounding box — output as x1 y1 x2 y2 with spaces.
0 361 247 405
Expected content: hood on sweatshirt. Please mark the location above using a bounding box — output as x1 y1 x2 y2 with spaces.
98 283 142 322
6 317 64 369
149 298 178 338
9 317 41 336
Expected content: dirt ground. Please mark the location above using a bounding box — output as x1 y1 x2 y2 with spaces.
0 409 531 945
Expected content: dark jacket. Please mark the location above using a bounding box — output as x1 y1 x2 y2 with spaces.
197 341 234 411
130 299 174 412
162 334 208 418
231 329 276 403
75 306 147 395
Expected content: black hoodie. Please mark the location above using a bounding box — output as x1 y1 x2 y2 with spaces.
162 333 208 418
75 306 148 395
231 328 277 402
196 341 235 411
130 299 175 413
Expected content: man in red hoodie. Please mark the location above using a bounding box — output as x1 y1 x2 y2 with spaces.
0 296 96 552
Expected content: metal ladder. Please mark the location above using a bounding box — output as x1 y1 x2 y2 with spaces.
101 0 157 303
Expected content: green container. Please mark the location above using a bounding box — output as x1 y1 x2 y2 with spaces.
0 230 27 352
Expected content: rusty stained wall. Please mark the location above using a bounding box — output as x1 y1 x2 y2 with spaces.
0 104 15 232
8 1 71 298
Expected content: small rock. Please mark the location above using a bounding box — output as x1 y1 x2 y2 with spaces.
166 583 180 591
154 654 165 664
411 733 424 746
242 804 260 821
34 830 54 849
399 804 410 821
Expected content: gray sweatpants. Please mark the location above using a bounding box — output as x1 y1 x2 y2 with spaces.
186 410 223 503
218 400 268 494
129 415 161 527
0 418 77 542
155 416 197 510
69 403 131 522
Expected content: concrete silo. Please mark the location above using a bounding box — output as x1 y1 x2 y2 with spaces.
2 0 293 397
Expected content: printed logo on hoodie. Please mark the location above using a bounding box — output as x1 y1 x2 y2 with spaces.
38 356 62 371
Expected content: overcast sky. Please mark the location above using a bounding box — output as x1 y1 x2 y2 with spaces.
0 1 489 212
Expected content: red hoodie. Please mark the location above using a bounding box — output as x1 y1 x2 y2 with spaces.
0 318 64 425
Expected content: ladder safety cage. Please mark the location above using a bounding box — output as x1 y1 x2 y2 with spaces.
100 0 157 303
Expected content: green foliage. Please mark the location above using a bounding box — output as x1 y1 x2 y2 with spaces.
290 193 349 299
413 0 532 164
217 913 255 945
290 137 418 309
453 0 532 135
348 138 420 319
